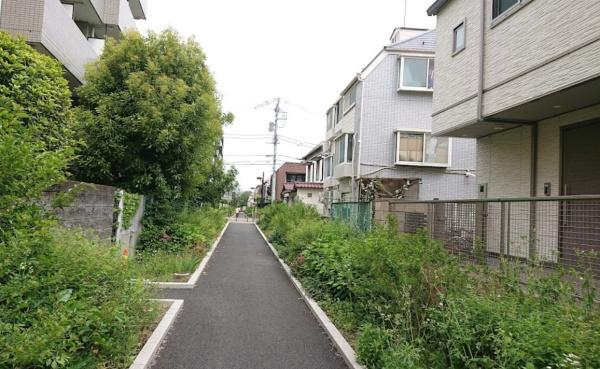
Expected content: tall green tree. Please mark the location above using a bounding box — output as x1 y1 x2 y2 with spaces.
74 30 228 198
191 163 238 207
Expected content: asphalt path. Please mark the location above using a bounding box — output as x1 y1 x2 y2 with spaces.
152 222 348 369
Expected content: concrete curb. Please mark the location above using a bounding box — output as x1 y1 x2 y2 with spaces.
254 223 364 369
129 299 184 369
146 221 230 289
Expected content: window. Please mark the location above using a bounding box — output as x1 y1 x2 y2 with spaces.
395 131 450 167
336 135 346 164
347 134 354 162
342 84 357 114
326 106 337 130
324 156 333 178
335 134 353 164
286 173 305 183
453 21 466 54
493 0 520 19
307 193 313 198
398 57 434 91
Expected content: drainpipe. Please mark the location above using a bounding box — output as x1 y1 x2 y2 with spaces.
353 76 365 202
477 0 486 121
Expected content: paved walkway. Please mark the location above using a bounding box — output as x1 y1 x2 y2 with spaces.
152 222 348 369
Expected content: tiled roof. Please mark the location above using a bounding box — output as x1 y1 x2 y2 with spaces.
294 182 323 189
283 182 323 191
387 30 436 53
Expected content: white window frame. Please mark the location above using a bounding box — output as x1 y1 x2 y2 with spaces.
394 129 452 167
334 133 353 165
342 85 357 115
397 56 435 92
452 20 466 56
324 156 333 178
327 105 338 130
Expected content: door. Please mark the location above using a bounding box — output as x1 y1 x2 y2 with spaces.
560 120 600 275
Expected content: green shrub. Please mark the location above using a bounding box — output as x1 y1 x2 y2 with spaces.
0 31 74 151
0 228 159 368
139 206 226 254
258 203 600 369
134 206 227 280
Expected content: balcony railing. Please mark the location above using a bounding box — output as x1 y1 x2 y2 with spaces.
375 196 600 277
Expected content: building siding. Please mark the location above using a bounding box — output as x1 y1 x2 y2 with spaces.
432 0 600 135
359 53 477 200
432 0 481 115
477 125 532 198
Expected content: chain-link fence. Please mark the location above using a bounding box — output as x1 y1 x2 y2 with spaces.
375 196 600 277
331 202 372 232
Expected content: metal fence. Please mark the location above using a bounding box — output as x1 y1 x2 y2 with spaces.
374 196 600 276
331 202 372 232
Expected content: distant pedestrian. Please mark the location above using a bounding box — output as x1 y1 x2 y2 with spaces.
235 207 240 221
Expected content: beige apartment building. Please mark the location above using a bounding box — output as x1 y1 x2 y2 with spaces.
425 0 600 272
0 0 147 85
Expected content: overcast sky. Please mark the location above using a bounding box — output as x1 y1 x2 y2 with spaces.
139 0 436 190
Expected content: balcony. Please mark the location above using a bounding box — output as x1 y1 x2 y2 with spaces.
102 0 136 38
0 0 99 85
128 0 147 20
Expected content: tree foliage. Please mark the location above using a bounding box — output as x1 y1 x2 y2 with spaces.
0 31 74 151
191 163 238 207
74 30 227 198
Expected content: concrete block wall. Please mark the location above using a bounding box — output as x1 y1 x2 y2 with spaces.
43 181 116 242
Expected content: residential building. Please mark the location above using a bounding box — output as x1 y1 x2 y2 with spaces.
281 144 327 214
271 162 307 202
282 182 325 215
322 27 477 210
0 0 147 85
426 0 600 269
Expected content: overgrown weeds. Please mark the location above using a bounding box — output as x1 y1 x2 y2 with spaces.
133 206 227 281
258 203 600 369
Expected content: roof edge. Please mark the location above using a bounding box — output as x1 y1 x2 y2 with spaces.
427 0 450 16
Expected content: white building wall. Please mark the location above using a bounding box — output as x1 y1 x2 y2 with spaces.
296 188 324 215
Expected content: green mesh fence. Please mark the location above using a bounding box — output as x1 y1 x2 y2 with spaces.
331 202 372 232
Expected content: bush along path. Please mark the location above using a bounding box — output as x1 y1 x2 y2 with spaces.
151 222 348 369
258 203 600 369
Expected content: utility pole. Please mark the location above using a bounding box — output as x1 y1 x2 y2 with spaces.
271 98 280 203
261 172 265 207
254 97 287 205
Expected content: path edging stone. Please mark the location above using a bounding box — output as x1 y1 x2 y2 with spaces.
129 299 184 369
146 221 230 289
254 223 364 369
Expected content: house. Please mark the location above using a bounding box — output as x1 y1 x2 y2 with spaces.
426 0 600 271
322 27 477 212
282 182 325 215
271 162 307 202
0 0 146 86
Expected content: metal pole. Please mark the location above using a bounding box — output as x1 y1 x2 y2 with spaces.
271 98 280 204
261 171 265 207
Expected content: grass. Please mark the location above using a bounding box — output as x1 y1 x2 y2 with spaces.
131 248 205 282
132 207 228 282
258 203 600 369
